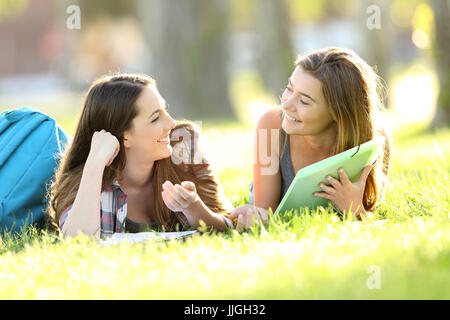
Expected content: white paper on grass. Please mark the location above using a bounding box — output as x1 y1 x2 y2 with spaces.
99 230 198 246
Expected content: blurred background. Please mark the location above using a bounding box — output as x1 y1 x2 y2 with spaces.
0 0 448 195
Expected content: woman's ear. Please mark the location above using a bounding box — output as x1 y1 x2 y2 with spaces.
123 130 132 148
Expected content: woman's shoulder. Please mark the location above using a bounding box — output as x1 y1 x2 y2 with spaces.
256 107 283 130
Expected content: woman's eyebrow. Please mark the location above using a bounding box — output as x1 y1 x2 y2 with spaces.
147 103 169 119
148 108 160 119
289 79 316 102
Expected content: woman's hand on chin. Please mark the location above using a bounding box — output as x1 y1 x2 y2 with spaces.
161 180 200 214
229 204 270 232
314 165 373 220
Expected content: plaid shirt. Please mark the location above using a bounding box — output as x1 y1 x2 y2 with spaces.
59 126 234 238
58 179 196 239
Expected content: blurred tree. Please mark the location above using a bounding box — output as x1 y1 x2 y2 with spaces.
230 0 255 31
430 0 450 125
360 0 393 88
59 0 141 85
139 0 234 119
254 0 295 97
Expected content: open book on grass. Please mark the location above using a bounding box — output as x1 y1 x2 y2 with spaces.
99 230 199 246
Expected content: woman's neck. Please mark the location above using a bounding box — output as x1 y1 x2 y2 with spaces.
300 123 337 158
119 156 155 190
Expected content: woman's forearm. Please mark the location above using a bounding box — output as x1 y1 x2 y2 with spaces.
61 158 105 237
183 199 228 233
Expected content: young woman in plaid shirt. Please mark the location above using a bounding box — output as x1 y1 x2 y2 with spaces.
48 73 233 238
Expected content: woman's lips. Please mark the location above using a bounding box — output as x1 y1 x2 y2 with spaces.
157 136 170 144
285 113 301 123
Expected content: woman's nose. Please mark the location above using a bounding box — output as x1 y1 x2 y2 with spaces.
166 113 176 131
281 95 296 112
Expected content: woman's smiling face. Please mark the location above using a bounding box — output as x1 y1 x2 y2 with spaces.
123 85 176 162
281 66 335 136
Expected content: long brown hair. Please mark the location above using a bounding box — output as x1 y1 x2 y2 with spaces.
48 73 229 231
284 47 391 212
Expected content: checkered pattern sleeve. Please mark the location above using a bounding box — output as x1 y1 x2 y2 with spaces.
58 204 73 230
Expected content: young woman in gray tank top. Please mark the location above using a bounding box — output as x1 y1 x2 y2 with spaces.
230 47 391 231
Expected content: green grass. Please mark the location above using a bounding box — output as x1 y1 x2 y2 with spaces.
0 125 449 299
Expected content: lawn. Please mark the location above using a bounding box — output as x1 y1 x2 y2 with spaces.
0 121 449 299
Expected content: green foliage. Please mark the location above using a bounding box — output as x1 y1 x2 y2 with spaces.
288 0 327 23
391 0 430 29
230 0 256 31
287 0 358 24
0 0 27 21
78 0 138 21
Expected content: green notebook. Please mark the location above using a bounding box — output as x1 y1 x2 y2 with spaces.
274 136 384 215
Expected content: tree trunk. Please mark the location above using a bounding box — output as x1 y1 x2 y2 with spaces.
360 0 393 92
431 0 450 126
254 0 295 97
138 0 234 119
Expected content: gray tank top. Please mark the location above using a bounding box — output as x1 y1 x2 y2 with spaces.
279 111 296 201
125 217 160 233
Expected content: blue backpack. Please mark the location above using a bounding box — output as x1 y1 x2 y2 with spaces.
0 107 70 234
